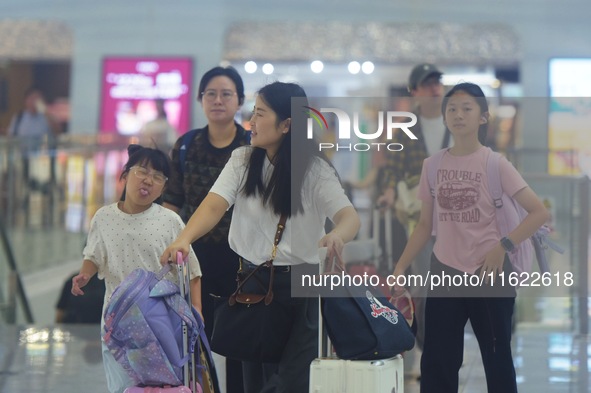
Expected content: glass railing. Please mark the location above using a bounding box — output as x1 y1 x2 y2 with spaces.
0 136 588 330
0 134 164 323
505 147 590 334
517 174 590 335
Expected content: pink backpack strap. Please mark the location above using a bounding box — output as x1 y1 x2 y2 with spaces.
486 148 511 236
486 148 503 207
427 149 447 236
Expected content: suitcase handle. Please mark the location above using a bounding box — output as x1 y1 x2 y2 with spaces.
177 251 187 266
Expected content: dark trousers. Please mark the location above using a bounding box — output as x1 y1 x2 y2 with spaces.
420 256 518 393
192 240 244 393
240 264 319 393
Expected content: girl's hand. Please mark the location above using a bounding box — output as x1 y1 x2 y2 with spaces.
160 239 191 266
480 243 506 283
71 273 90 296
389 265 406 295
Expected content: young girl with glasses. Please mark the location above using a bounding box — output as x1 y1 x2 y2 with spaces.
71 144 202 393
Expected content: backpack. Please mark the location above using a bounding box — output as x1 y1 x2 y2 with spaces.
102 264 217 390
426 147 563 275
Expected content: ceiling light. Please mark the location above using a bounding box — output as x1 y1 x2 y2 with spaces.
244 61 257 74
310 60 324 73
348 61 361 74
262 63 274 75
362 61 375 74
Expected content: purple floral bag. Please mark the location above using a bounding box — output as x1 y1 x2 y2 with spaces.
102 265 201 387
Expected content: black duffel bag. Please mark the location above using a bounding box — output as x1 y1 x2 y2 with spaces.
321 255 415 360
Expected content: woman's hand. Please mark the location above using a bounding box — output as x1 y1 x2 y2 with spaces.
318 232 345 265
160 239 191 266
480 243 506 283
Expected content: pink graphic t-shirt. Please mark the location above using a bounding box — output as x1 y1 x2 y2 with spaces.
417 147 528 274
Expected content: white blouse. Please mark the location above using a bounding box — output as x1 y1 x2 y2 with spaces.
210 147 353 266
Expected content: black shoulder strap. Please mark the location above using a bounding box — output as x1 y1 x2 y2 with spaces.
179 129 199 175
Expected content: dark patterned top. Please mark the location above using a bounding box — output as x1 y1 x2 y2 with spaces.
162 123 249 244
380 111 429 192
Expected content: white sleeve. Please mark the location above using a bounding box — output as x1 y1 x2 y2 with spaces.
209 147 250 208
82 211 108 277
310 158 353 221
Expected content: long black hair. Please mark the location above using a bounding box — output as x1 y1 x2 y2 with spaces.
441 82 489 146
242 82 334 217
119 144 171 201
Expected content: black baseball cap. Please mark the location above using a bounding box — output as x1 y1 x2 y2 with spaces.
408 63 443 91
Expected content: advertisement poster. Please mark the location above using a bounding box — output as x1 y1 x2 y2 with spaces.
548 58 591 176
99 57 192 136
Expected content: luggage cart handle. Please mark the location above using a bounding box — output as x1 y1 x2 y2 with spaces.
176 250 197 391
177 251 187 266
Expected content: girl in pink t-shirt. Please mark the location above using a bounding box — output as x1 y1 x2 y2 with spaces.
392 83 549 393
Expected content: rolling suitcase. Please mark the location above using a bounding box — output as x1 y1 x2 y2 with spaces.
309 254 405 393
309 308 405 392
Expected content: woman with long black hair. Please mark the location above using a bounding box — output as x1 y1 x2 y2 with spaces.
161 81 360 393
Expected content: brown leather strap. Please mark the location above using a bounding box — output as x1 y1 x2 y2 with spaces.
271 213 288 259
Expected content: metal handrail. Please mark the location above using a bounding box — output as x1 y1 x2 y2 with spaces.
0 214 34 323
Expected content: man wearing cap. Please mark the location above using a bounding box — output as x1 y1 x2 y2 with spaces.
377 63 449 210
377 63 450 372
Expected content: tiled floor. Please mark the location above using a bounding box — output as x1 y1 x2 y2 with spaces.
403 325 591 393
3 207 590 392
0 323 589 392
0 324 106 393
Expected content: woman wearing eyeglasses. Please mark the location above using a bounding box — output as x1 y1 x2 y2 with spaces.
71 144 202 393
162 66 249 393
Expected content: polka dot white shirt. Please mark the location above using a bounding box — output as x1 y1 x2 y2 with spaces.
83 203 201 312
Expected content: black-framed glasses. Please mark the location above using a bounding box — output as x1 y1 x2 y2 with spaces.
201 89 237 102
131 166 168 185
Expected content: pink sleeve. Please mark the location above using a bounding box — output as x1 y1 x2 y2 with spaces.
499 156 528 197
